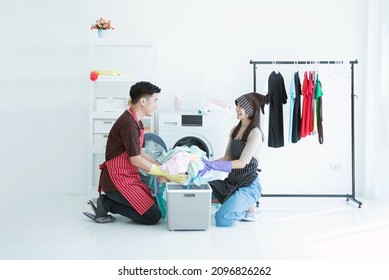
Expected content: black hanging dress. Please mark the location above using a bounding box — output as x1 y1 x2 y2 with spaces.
291 72 302 143
266 71 288 148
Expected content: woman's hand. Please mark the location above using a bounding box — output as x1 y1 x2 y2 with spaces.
198 158 232 176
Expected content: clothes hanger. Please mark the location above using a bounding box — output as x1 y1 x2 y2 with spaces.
273 61 278 74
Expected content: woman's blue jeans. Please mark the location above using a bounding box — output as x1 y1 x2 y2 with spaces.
215 177 262 227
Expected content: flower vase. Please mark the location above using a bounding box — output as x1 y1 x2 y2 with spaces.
97 29 106 38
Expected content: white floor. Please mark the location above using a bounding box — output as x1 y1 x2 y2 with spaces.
1 192 389 260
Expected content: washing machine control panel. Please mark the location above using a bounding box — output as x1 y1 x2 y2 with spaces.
181 115 202 126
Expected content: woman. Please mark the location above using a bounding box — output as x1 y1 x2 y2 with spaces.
199 92 265 227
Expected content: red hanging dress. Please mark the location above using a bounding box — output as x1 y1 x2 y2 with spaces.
300 71 314 138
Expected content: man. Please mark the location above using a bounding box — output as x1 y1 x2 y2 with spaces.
84 81 186 224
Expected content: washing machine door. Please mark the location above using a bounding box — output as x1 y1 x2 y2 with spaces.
140 133 168 184
173 136 211 159
144 132 167 158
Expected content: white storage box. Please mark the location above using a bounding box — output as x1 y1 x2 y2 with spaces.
93 119 115 133
93 133 109 147
95 97 127 112
166 183 212 231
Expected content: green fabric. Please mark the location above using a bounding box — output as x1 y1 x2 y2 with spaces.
149 175 167 218
315 74 323 99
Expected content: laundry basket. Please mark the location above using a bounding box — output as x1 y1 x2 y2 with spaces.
166 183 212 231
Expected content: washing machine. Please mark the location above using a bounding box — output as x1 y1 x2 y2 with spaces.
157 113 227 160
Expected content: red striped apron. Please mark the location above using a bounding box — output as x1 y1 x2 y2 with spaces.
103 108 155 215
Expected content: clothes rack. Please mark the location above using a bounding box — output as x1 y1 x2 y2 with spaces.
250 59 362 208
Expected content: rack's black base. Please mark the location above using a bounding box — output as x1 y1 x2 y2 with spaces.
346 196 363 208
256 194 363 208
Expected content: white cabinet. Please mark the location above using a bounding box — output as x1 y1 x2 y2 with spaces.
88 38 156 196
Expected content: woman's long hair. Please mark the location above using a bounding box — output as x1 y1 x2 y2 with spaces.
231 107 264 142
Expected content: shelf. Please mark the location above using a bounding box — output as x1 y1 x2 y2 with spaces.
92 111 123 119
88 38 156 196
91 147 106 154
91 38 154 48
91 74 152 83
91 76 134 83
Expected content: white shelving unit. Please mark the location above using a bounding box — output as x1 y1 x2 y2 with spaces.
88 38 156 196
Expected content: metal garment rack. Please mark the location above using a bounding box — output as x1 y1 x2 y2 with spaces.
250 59 362 208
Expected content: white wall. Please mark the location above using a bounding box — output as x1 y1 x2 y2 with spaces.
0 0 372 197
363 0 389 201
0 1 91 195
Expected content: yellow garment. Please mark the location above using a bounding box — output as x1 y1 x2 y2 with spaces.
95 70 130 76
